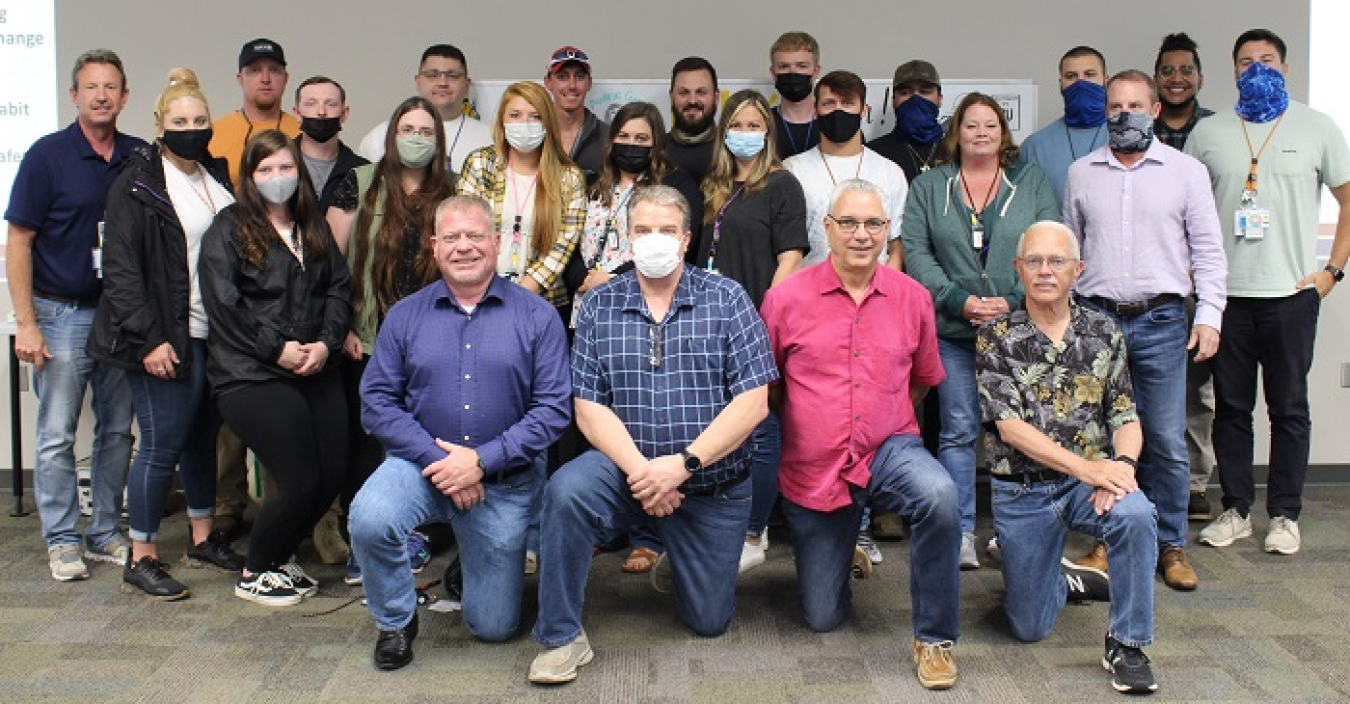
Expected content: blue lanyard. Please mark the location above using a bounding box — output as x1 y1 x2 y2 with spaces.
777 110 815 155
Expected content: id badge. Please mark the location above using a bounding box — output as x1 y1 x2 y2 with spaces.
1235 207 1271 240
972 221 984 250
93 221 105 278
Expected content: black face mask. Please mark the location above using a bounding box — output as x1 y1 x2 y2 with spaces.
611 143 653 175
817 109 862 144
300 116 342 143
775 73 814 103
161 128 214 162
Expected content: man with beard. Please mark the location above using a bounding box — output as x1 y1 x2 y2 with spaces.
769 32 821 160
665 57 719 183
210 38 299 186
1021 46 1109 207
293 76 368 212
868 60 946 183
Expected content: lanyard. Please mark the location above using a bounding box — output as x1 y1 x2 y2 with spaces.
506 164 538 280
960 167 1000 263
446 115 466 170
707 183 746 271
777 110 815 155
1064 121 1104 161
587 185 635 270
1239 112 1285 202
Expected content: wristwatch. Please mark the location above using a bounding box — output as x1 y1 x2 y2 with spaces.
1325 264 1345 283
680 449 702 473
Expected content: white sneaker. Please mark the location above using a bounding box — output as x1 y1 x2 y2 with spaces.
84 534 130 565
985 535 1001 563
235 570 302 607
738 534 767 573
49 544 89 582
1198 508 1252 547
529 630 594 684
857 530 883 565
1264 517 1301 555
959 532 980 570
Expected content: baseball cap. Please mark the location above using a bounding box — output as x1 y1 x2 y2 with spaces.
548 46 591 76
893 60 940 88
239 38 287 70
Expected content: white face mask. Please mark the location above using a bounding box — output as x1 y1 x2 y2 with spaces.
504 122 546 152
631 233 682 278
255 174 299 204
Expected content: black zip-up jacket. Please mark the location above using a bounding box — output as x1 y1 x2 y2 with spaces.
570 108 609 186
87 145 233 372
292 135 369 211
198 204 351 396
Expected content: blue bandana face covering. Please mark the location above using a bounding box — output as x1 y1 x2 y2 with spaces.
1235 62 1289 123
895 95 944 144
1062 80 1106 128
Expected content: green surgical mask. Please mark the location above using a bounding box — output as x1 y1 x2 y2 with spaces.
395 134 437 168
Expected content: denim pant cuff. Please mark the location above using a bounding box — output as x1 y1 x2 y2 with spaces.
534 625 583 649
1108 632 1153 649
185 506 215 520
128 529 156 543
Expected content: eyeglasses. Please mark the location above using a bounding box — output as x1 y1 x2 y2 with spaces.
1157 65 1197 77
398 125 436 139
1018 255 1078 271
419 69 466 81
827 214 889 235
432 232 489 245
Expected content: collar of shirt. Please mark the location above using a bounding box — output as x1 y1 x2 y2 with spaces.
432 274 509 312
620 264 697 321
1091 138 1169 171
814 257 895 300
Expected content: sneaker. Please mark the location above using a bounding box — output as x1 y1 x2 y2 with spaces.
1264 517 1301 555
184 533 245 572
913 639 958 690
235 570 303 607
650 551 674 594
84 534 130 565
122 555 190 600
344 553 363 586
406 530 431 573
524 550 538 576
279 561 319 597
210 513 243 544
960 532 980 571
1187 491 1212 521
1198 508 1252 548
442 553 464 610
851 545 873 580
857 530 883 565
986 535 1001 563
1062 556 1111 603
48 544 89 582
739 531 768 573
1102 635 1158 694
529 630 595 684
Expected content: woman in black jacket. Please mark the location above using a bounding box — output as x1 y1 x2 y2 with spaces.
199 129 351 607
88 68 244 600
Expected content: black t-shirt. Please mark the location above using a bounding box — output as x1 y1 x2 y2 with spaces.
694 169 808 309
867 128 942 183
665 138 716 183
772 106 819 161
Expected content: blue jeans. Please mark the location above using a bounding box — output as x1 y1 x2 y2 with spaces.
533 450 750 646
349 455 539 640
992 476 1156 646
746 411 781 537
524 453 547 555
126 339 219 542
1085 298 1189 547
782 434 960 641
30 297 133 549
935 339 979 534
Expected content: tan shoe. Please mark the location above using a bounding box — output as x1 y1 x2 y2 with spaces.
1076 540 1108 574
529 631 594 684
1158 545 1198 591
913 639 958 690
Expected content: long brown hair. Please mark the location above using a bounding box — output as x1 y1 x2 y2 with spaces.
350 97 452 323
591 102 673 206
233 129 328 268
702 89 782 224
935 92 1019 168
491 81 578 258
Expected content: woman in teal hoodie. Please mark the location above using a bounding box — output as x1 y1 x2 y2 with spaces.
901 92 1060 570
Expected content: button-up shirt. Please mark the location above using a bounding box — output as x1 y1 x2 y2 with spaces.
1063 140 1228 330
360 276 572 474
572 265 777 493
1154 105 1214 151
760 260 945 511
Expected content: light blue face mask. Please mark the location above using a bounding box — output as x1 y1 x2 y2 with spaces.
724 129 767 159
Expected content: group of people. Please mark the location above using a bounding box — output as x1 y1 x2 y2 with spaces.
6 25 1347 697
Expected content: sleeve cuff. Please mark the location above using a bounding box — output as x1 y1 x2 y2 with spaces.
475 438 506 476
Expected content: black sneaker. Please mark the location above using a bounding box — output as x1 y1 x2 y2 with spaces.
122 555 190 601
1062 557 1111 603
1103 635 1158 694
235 570 302 607
1187 491 1212 521
184 533 246 572
442 553 463 610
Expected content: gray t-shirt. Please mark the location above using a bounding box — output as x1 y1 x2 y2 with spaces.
302 152 337 197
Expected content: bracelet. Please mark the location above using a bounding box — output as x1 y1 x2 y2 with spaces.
1115 455 1139 469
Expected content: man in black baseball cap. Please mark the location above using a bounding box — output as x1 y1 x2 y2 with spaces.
867 59 945 183
209 37 298 185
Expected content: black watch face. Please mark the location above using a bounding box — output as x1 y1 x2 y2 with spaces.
684 455 700 471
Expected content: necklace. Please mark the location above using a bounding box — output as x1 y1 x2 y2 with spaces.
506 163 538 280
819 148 863 185
903 141 939 173
184 165 218 214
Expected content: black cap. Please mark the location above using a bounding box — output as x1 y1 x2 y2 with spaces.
239 38 286 70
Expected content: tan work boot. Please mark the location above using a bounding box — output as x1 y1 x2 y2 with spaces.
1158 546 1198 591
913 639 958 690
1076 540 1108 573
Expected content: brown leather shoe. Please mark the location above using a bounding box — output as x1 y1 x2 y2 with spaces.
1159 546 1198 591
1076 540 1108 574
913 638 958 690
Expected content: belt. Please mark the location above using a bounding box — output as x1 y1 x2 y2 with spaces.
994 469 1061 486
1083 293 1180 317
683 471 749 497
33 290 100 308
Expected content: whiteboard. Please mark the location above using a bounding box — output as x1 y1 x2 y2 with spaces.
0 0 57 230
469 78 1038 144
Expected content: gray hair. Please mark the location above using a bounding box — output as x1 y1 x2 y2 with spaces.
433 194 494 229
1016 220 1081 259
828 178 886 215
628 185 691 232
71 49 127 91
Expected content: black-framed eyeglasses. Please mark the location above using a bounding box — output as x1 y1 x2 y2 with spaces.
1157 65 1197 77
827 214 890 235
419 69 466 81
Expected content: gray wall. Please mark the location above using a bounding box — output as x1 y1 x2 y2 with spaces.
7 0 1346 471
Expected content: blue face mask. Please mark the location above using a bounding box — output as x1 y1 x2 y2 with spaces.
1062 80 1106 128
724 129 766 160
1235 62 1289 123
895 95 943 145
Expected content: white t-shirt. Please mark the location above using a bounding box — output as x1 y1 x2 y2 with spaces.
784 146 909 266
357 115 492 173
496 167 536 281
162 158 234 339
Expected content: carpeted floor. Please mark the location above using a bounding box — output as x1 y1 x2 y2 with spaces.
2 486 1348 703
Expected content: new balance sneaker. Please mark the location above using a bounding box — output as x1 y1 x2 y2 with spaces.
279 561 319 597
529 630 594 684
344 553 363 586
122 555 190 600
84 534 130 565
235 570 303 607
1102 635 1158 694
960 532 980 571
48 544 89 582
913 639 958 690
1198 508 1252 548
184 533 245 572
1062 557 1111 603
857 530 883 565
1264 517 1301 555
406 530 431 573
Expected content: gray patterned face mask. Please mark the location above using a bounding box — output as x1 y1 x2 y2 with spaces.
1106 111 1154 154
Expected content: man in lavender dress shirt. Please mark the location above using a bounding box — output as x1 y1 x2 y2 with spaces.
1062 69 1227 591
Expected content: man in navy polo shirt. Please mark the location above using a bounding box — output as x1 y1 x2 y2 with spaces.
5 49 146 582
